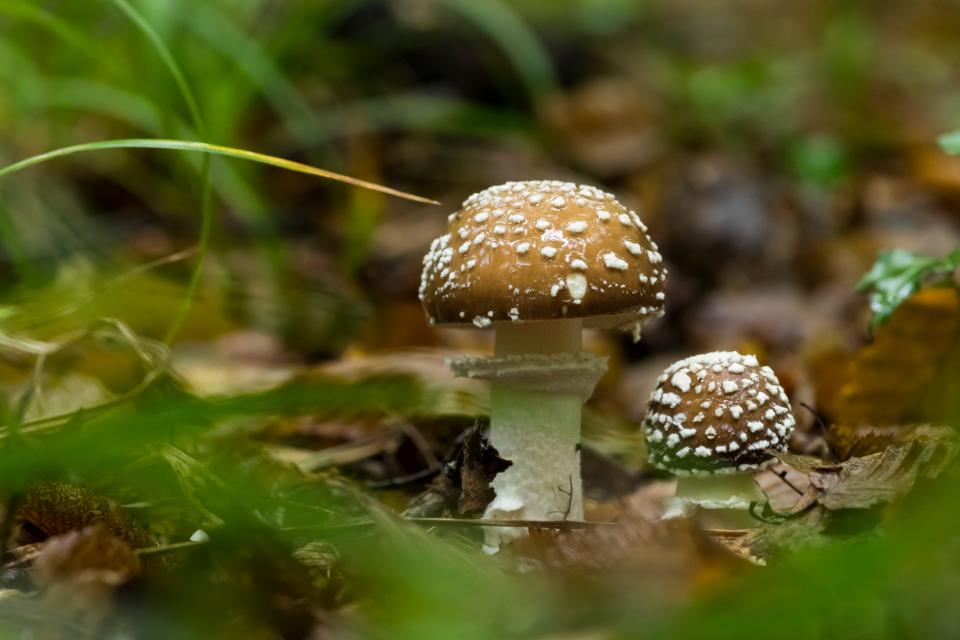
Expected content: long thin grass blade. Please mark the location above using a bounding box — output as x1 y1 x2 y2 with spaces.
0 139 439 204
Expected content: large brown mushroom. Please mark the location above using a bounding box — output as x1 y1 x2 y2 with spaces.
420 180 666 548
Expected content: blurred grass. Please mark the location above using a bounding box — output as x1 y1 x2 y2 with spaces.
0 0 959 638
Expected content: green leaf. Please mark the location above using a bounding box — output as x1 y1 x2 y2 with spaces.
856 248 960 329
937 129 960 155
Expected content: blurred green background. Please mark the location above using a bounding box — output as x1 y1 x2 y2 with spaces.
0 0 959 638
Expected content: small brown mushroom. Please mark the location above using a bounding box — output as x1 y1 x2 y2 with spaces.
643 351 795 528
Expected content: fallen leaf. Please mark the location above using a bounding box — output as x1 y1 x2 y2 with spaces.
31 524 141 629
834 287 960 427
829 423 957 461
457 427 511 516
32 524 141 590
17 480 154 549
404 426 510 518
809 437 958 510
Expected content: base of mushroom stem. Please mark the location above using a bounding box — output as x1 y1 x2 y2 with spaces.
662 473 766 530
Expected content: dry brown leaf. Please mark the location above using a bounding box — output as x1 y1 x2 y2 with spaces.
457 428 511 516
707 529 767 565
17 480 154 548
833 287 960 428
810 437 957 510
404 427 510 517
32 524 141 589
829 423 957 460
769 425 957 511
32 524 141 629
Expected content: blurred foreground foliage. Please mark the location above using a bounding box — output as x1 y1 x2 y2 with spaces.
1 0 960 638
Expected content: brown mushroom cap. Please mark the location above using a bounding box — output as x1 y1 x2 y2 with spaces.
419 180 666 329
643 352 795 476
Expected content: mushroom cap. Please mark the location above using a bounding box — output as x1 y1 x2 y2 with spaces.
419 180 666 329
643 352 795 476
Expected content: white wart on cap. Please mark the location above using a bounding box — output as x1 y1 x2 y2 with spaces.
643 352 795 476
419 180 666 329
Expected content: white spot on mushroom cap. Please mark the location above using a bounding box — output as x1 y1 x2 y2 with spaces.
602 252 629 271
571 259 588 271
566 220 588 234
566 273 587 300
516 242 530 254
660 392 682 408
670 370 692 392
540 246 557 258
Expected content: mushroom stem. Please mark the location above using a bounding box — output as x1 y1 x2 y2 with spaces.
663 474 766 529
494 319 582 356
461 319 606 551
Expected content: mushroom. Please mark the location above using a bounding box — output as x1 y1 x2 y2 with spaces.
420 180 666 549
642 351 795 529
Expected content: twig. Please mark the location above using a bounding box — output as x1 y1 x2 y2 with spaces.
367 466 443 489
774 469 805 496
136 539 206 556
282 517 614 532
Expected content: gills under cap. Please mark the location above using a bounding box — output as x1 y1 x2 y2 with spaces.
419 180 667 329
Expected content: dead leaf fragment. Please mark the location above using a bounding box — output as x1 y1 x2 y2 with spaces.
17 480 154 548
458 427 511 515
834 287 960 427
32 524 141 629
809 437 957 510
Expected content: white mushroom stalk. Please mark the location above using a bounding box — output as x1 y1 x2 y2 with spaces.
664 474 766 529
450 320 607 548
419 180 667 550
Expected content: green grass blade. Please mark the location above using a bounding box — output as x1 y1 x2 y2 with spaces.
0 0 99 60
0 138 439 204
108 0 213 346
442 0 558 101
108 0 206 135
180 2 330 151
